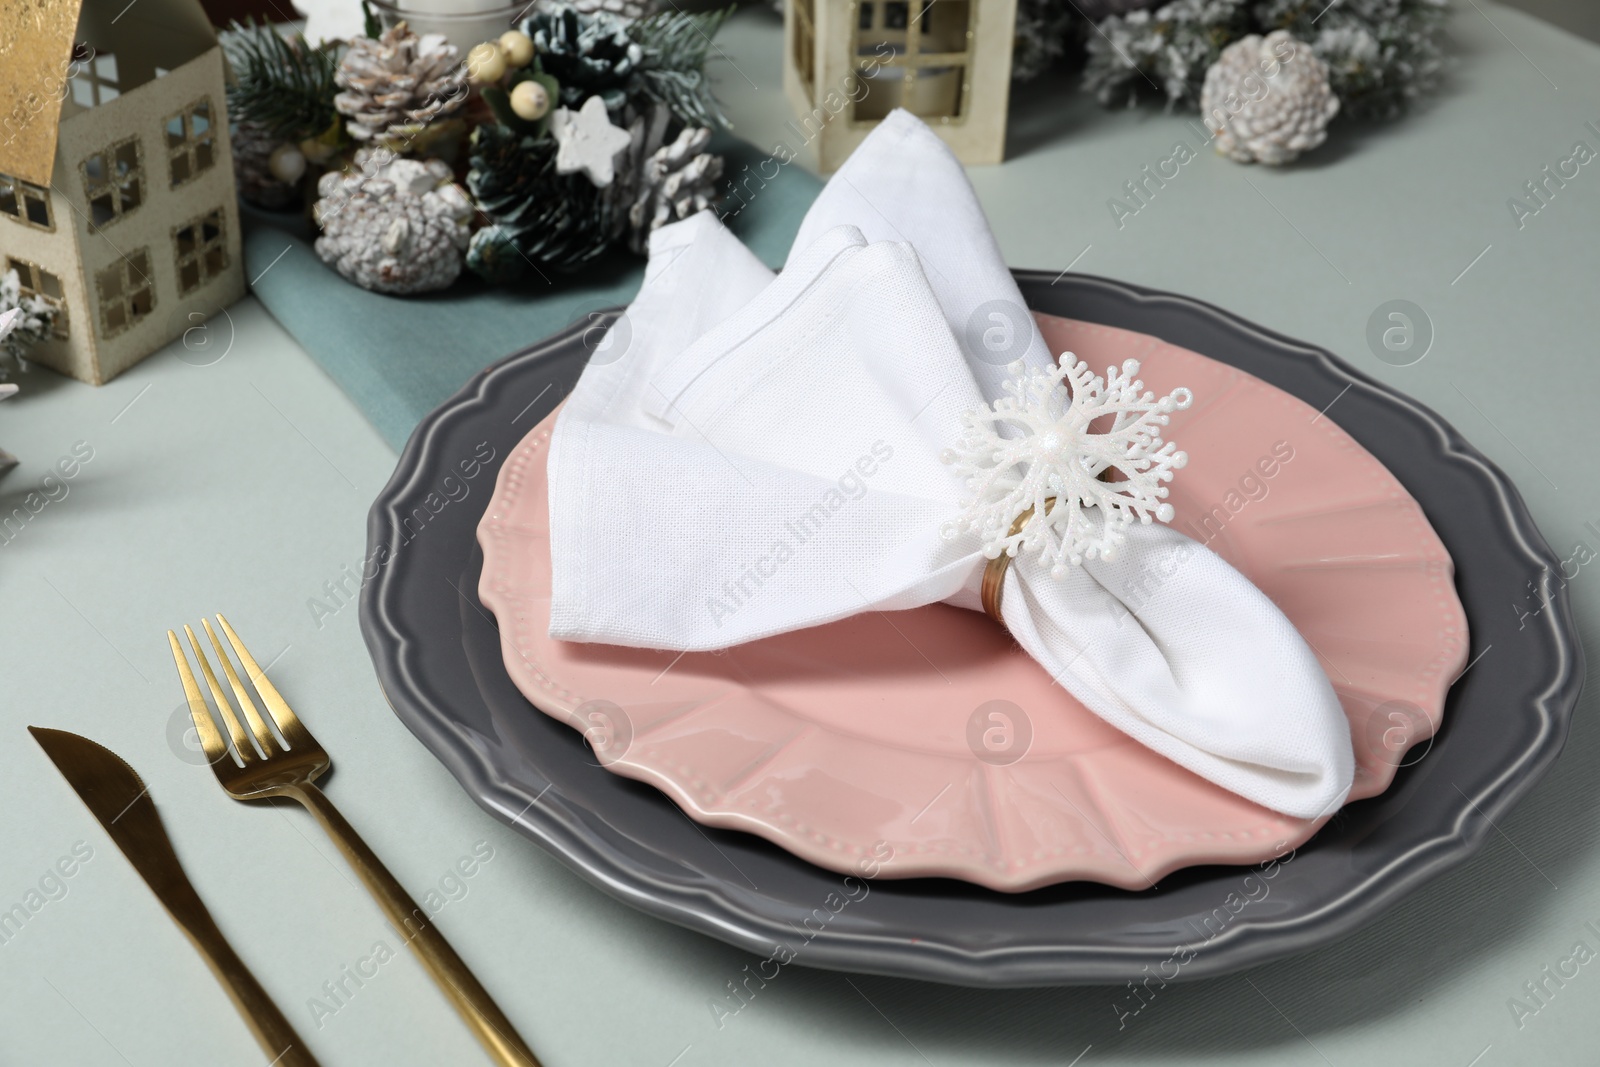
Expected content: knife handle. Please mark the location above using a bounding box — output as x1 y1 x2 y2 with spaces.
287 782 541 1067
174 900 320 1067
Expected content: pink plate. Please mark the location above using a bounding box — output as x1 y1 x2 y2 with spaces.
476 313 1469 892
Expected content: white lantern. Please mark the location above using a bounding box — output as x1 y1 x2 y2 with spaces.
785 0 1018 171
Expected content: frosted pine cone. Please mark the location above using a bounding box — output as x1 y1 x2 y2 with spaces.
232 120 298 209
527 6 642 111
1200 31 1338 165
568 0 656 19
1 270 57 381
1073 0 1161 16
334 24 468 143
607 104 668 224
626 126 722 253
313 149 474 294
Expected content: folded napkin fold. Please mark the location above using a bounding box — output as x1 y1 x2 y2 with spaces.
546 110 1355 819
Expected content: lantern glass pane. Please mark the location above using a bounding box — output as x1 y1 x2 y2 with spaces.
852 65 902 122
902 65 963 118
919 0 971 54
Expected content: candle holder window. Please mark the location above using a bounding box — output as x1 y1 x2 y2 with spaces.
785 0 1015 172
851 0 971 123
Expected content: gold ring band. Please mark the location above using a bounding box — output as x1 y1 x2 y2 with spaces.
980 499 1053 624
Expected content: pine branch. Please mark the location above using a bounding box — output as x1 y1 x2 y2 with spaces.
627 6 733 128
0 269 57 365
1013 0 1077 81
1082 0 1253 109
221 20 341 142
1079 0 1447 117
1256 0 1450 120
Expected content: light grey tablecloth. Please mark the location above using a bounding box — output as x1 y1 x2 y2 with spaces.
1 5 1597 1065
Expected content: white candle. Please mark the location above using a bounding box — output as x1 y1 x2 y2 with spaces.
397 0 511 15
375 0 526 53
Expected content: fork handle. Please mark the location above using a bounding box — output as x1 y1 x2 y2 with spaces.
286 782 542 1067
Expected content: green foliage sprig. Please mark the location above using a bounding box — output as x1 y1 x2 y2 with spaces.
628 6 734 128
1076 0 1449 121
0 269 57 373
221 20 341 142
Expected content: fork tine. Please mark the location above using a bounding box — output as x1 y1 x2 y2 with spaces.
203 619 278 754
215 615 313 750
168 630 229 768
185 624 257 763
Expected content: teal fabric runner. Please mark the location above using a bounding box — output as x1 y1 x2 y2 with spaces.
242 136 821 451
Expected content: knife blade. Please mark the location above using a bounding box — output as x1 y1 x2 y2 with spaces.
30 727 319 1067
30 728 194 903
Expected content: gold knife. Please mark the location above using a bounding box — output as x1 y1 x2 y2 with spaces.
30 727 320 1067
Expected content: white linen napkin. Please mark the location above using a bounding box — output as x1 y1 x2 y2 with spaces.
545 110 1354 820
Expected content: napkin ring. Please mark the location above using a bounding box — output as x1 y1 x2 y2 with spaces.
981 499 1055 624
945 358 1192 594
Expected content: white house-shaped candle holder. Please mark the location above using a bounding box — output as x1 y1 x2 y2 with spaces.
785 0 1017 172
0 0 244 384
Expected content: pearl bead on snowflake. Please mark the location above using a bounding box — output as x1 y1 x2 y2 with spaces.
942 357 1193 575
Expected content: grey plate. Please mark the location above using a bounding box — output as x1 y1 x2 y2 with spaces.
361 271 1584 987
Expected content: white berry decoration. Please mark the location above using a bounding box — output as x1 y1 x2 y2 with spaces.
499 30 535 67
268 143 306 184
1200 30 1339 165
509 80 550 121
467 41 507 85
942 358 1193 574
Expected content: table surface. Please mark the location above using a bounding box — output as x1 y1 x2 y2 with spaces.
3 4 1598 1065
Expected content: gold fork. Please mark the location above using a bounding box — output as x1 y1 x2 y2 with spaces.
168 615 541 1067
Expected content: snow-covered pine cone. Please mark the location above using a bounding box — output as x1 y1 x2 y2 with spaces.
1 267 57 367
626 125 722 253
606 104 668 226
465 123 621 282
1074 0 1161 18
568 0 656 20
1200 30 1338 165
312 149 474 294
334 24 468 143
526 6 642 111
232 120 298 209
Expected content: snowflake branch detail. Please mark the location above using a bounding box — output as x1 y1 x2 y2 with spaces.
941 357 1194 575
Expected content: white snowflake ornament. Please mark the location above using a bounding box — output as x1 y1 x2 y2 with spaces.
551 95 633 188
942 357 1193 575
